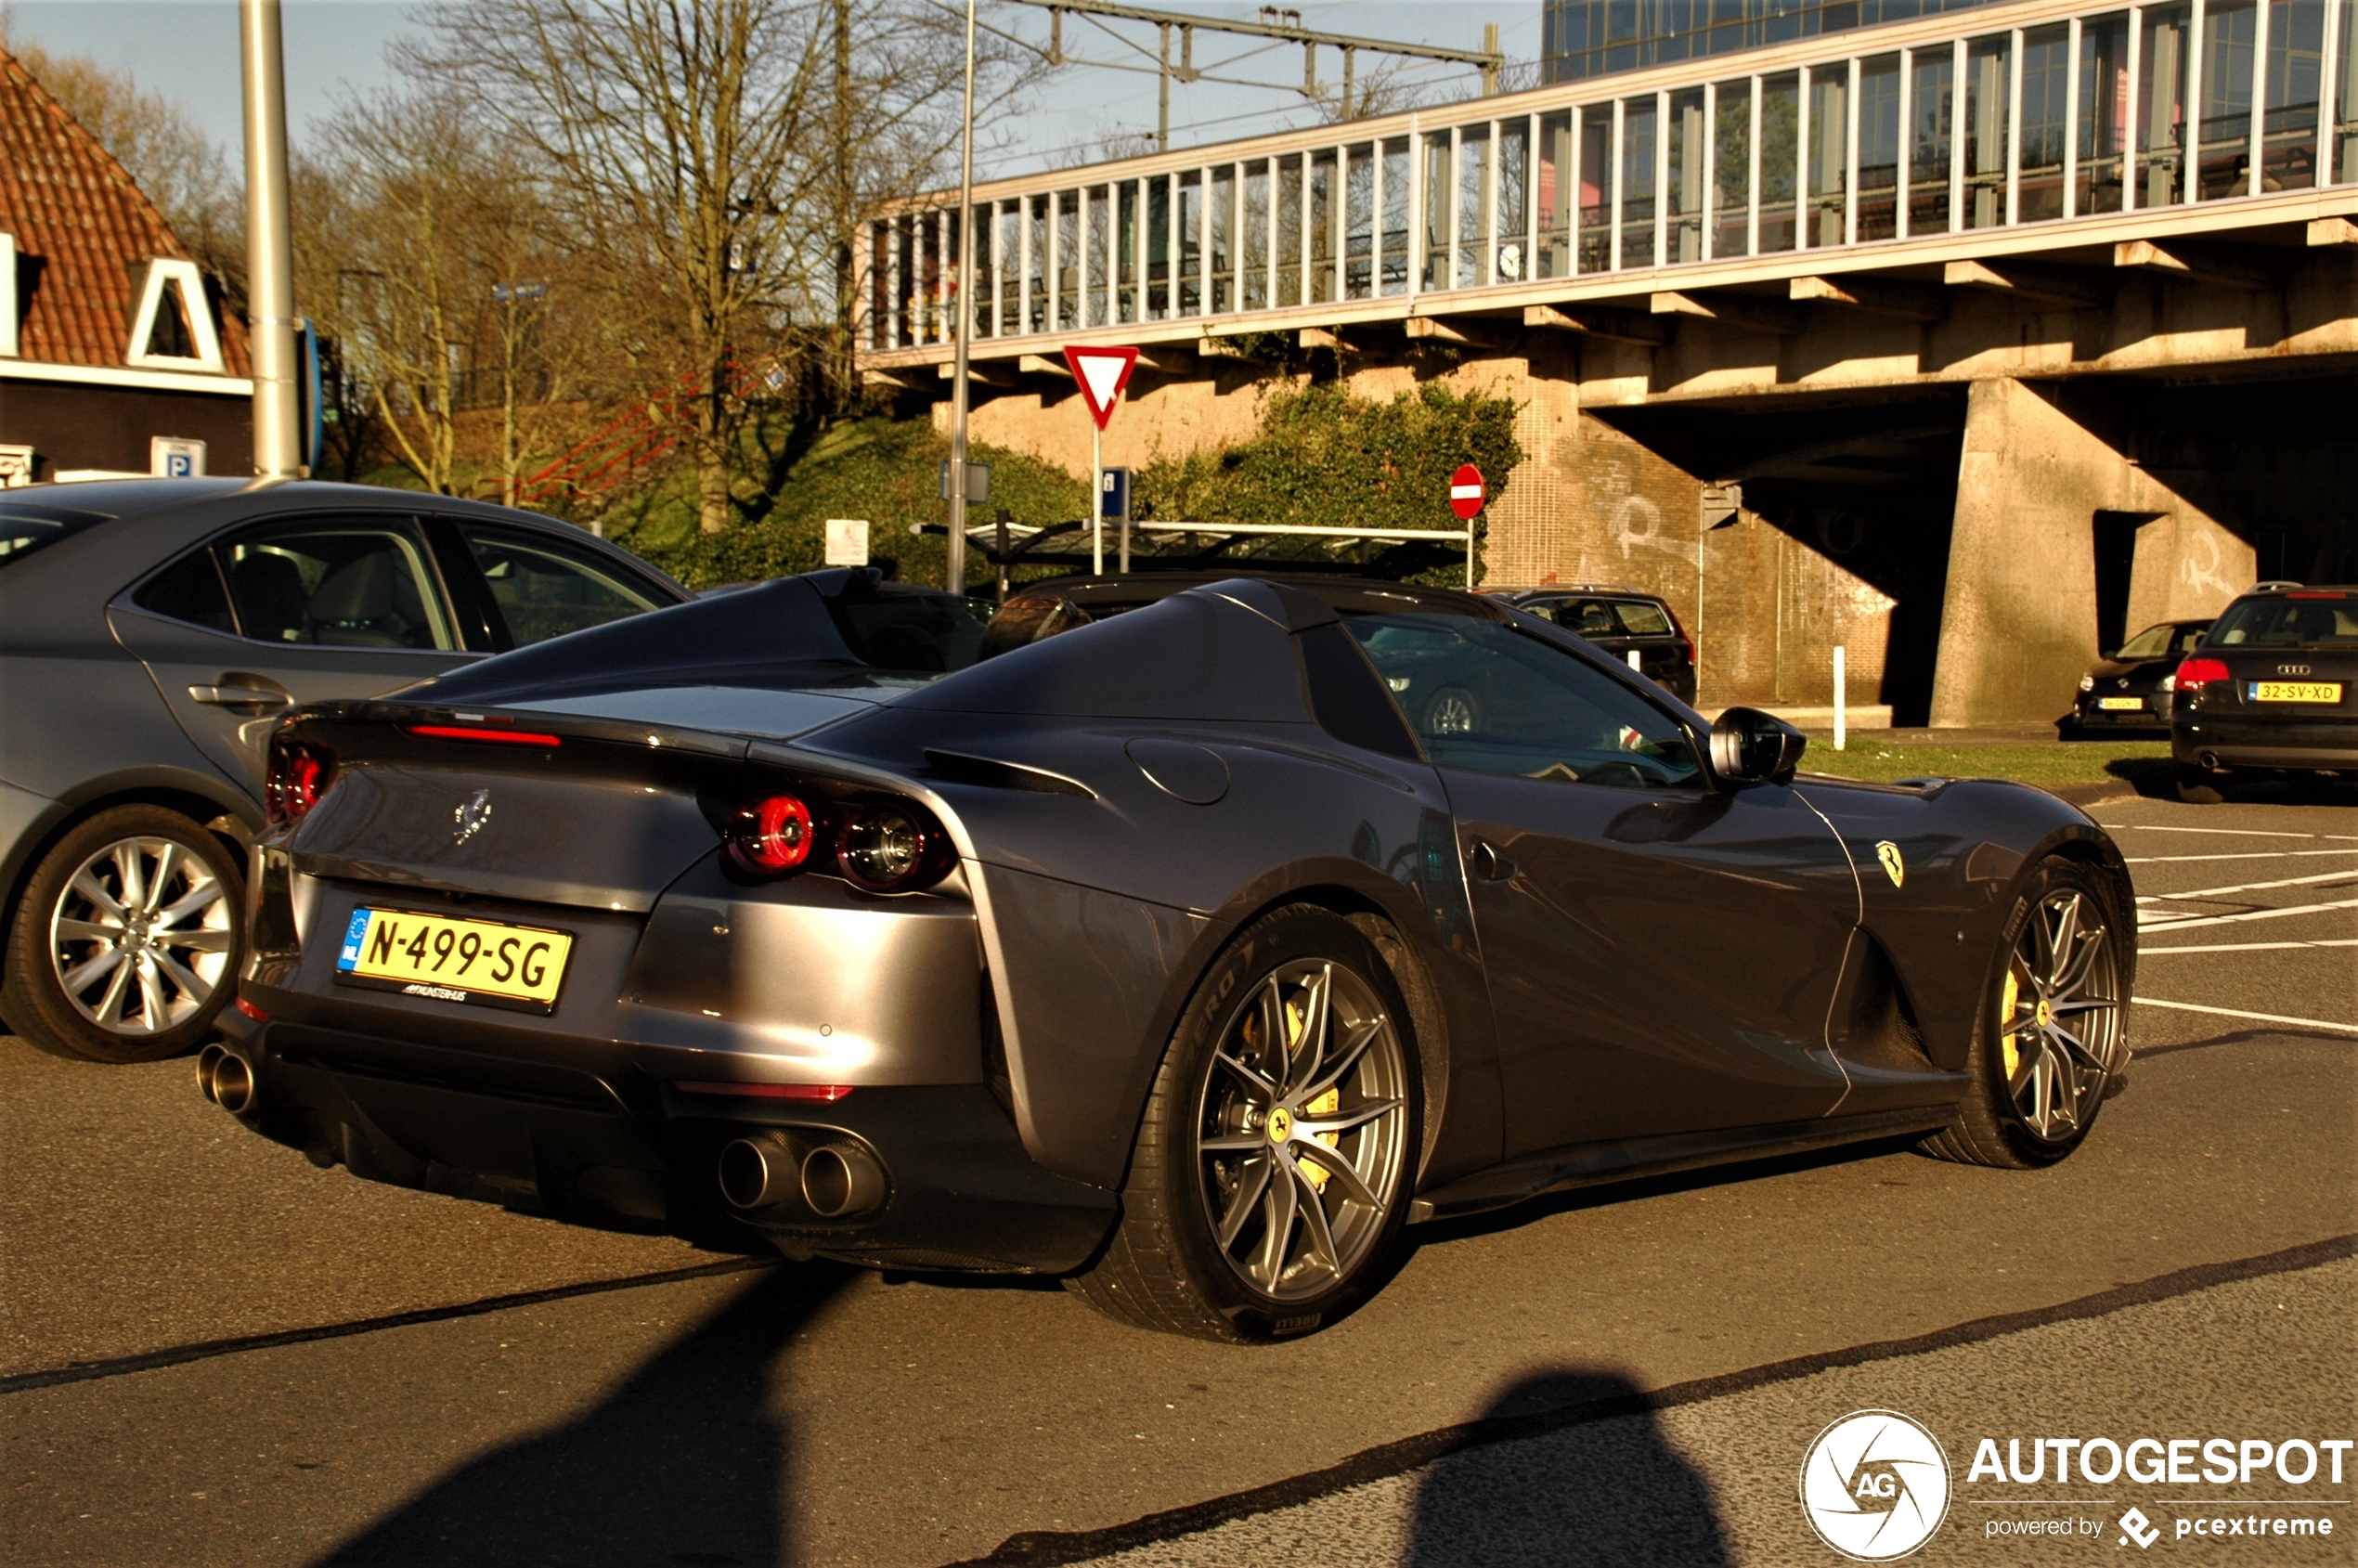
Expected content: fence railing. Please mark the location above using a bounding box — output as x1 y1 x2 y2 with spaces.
864 0 2358 354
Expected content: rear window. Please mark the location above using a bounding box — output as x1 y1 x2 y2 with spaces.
2210 594 2358 648
831 590 987 673
0 503 111 568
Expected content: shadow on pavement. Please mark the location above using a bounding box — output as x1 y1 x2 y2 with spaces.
1401 1370 1732 1567
316 1263 845 1568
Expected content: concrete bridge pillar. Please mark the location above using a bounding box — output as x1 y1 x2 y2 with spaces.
1929 378 2247 728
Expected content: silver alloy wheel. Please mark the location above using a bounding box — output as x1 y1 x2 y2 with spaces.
1195 958 1411 1302
1998 888 2122 1142
1424 689 1478 737
48 836 232 1035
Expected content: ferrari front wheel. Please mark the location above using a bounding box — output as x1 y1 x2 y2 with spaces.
1068 906 1420 1342
1921 857 2125 1169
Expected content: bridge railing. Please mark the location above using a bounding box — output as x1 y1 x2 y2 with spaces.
863 0 2357 355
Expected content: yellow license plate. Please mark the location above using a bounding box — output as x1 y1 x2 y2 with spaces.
334 908 573 1013
2252 681 2343 703
2096 697 2145 710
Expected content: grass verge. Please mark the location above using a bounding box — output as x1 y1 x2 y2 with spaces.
1793 735 2173 793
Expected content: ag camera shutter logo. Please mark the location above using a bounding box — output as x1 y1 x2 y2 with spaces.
1800 1409 1953 1561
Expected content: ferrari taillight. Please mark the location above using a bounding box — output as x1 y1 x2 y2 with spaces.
2174 656 2231 691
728 793 818 874
265 739 335 824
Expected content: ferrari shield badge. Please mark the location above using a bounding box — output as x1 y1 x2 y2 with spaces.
1875 840 1905 888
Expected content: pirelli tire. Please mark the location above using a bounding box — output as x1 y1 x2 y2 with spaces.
1921 857 2127 1171
1068 905 1422 1343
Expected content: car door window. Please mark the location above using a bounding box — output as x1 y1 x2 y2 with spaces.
132 548 238 634
1343 610 1702 790
458 522 667 647
219 519 455 650
1612 600 1673 636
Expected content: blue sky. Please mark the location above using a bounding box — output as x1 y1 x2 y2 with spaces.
2 1 1541 177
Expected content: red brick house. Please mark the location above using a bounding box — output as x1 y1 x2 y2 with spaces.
0 45 252 485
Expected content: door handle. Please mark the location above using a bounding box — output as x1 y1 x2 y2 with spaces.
188 683 292 710
1470 839 1517 882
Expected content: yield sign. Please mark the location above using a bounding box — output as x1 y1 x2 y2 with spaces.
1064 345 1138 430
1449 463 1485 520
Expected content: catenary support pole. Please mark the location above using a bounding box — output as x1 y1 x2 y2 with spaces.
240 0 301 479
947 0 978 594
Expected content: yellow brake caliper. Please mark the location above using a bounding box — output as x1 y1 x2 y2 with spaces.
2000 966 2022 1081
1284 994 1341 1192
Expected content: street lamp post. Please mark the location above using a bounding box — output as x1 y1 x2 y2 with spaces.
240 0 301 479
946 0 978 595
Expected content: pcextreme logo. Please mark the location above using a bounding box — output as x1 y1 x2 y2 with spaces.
1801 1409 1953 1562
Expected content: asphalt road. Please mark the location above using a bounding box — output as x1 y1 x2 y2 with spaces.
3 794 2352 1568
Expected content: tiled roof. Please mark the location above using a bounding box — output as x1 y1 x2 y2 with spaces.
0 45 250 375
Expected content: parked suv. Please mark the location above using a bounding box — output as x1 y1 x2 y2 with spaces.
0 479 689 1062
2171 582 2357 802
1490 585 1697 705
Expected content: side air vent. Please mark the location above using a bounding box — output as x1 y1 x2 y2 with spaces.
1833 933 1933 1072
923 749 1095 797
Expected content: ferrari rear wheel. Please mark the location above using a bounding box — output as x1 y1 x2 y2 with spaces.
1068 906 1420 1342
1921 857 2125 1169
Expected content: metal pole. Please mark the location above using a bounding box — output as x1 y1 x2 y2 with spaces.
948 0 978 594
1833 644 1847 750
1091 419 1104 575
240 0 300 478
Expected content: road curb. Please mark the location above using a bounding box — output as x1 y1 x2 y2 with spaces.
2046 779 2144 807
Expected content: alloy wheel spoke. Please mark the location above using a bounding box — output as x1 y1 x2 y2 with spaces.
144 842 180 916
154 948 212 1006
1294 1096 1404 1138
91 954 135 1026
1199 1132 1264 1154
1214 1049 1278 1103
2043 895 2082 993
1299 1018 1385 1107
157 878 223 928
62 946 127 996
56 918 123 945
161 927 233 953
1250 1159 1300 1289
1289 965 1334 1096
133 956 170 1032
112 842 148 916
2023 1043 2057 1134
1291 1167 1342 1280
1289 1137 1383 1212
2048 996 2118 1017
2049 923 2106 1000
1216 1154 1272 1250
70 869 127 924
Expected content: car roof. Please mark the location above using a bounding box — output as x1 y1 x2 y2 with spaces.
1006 571 1496 617
1494 584 1661 600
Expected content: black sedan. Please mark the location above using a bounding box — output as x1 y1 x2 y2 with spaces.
2173 582 2358 801
211 571 2135 1341
1491 584 1699 706
0 479 687 1063
2069 618 2211 732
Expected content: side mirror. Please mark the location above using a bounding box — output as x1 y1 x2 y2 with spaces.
1710 706 1807 786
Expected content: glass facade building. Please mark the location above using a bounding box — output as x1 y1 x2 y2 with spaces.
1542 0 2001 82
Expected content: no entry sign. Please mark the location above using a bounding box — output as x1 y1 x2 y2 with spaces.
1449 464 1485 520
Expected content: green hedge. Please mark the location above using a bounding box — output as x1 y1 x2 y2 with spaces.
609 381 1522 592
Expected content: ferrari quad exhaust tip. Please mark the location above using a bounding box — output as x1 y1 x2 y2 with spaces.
717 1133 887 1217
799 1144 887 1219
197 1043 258 1116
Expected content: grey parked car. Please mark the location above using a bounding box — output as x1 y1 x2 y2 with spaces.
0 478 687 1063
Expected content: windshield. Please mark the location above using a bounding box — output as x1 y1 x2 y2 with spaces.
0 503 111 568
2112 623 2177 660
2209 594 2358 649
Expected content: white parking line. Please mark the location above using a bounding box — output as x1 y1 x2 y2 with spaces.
2142 940 2358 953
2126 849 2358 863
2134 997 2358 1036
2096 824 2357 840
2137 869 2358 903
2139 898 2358 931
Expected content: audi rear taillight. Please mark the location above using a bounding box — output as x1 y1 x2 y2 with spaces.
2174 656 2231 691
265 739 335 824
728 793 818 874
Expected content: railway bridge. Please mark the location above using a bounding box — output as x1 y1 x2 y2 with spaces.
856 0 2358 724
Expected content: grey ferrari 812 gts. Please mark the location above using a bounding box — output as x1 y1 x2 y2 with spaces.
210 571 2134 1341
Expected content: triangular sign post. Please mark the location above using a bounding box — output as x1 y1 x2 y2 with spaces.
1063 346 1137 430
1063 345 1139 576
